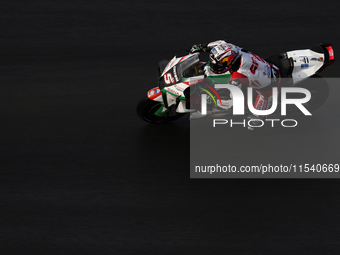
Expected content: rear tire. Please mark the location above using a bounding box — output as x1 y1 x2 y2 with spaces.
136 96 186 123
286 75 329 114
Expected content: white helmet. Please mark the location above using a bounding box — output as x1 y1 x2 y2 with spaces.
209 43 241 73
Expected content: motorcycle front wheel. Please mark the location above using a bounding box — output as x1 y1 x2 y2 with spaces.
136 96 186 123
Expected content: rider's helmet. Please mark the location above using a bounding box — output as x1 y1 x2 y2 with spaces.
209 43 241 73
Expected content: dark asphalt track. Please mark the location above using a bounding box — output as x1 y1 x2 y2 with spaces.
1 0 340 254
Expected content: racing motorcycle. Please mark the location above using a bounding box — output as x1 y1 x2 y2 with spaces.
136 43 335 123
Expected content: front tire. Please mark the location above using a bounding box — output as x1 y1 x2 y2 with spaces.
136 96 186 123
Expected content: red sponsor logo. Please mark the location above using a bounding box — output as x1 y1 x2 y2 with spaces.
167 88 180 95
250 58 259 74
175 85 186 91
147 88 161 100
189 80 198 85
326 46 334 60
251 53 266 63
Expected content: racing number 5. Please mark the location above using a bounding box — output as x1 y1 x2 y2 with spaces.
164 73 175 85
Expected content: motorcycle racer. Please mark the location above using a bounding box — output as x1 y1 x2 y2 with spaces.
190 40 281 130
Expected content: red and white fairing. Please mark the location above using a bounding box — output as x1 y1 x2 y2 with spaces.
161 53 199 77
231 52 274 89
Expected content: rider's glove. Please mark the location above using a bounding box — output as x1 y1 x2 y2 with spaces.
190 44 207 53
247 115 264 131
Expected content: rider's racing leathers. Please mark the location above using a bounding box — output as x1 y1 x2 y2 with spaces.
195 40 281 120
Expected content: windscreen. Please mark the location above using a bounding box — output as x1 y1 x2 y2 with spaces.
159 54 200 90
177 54 200 79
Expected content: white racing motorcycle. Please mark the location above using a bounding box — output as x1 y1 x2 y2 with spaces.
136 43 335 123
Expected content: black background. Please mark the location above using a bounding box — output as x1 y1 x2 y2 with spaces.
1 0 340 254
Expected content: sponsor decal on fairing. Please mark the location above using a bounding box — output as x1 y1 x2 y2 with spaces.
173 66 179 82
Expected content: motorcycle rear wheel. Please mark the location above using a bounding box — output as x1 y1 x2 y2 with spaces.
287 75 329 114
